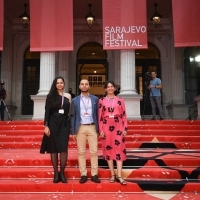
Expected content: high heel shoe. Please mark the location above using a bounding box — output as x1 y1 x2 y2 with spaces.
53 172 60 183
116 177 127 185
60 172 68 183
109 175 116 183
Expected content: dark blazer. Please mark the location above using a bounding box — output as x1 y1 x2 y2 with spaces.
70 94 99 134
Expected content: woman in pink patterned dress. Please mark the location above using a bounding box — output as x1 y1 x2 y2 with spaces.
98 80 127 185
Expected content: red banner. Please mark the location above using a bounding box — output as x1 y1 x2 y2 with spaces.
102 0 147 50
30 0 73 51
172 0 200 47
0 0 4 51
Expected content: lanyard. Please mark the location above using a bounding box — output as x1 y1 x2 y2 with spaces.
106 96 115 113
81 96 90 113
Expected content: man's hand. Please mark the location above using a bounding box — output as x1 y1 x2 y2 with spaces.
149 85 155 88
72 134 77 141
100 132 105 138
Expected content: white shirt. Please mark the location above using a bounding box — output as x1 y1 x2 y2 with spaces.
80 94 94 124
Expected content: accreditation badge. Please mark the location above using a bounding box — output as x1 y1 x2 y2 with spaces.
84 113 90 117
59 109 64 114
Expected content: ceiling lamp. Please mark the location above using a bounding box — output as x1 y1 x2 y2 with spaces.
150 3 162 28
85 4 95 28
19 4 30 28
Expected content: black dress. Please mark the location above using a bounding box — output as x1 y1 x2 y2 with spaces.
40 96 70 154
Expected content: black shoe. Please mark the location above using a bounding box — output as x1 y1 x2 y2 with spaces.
151 118 156 120
116 177 127 185
53 172 60 183
91 175 101 183
60 172 67 183
160 117 164 120
79 175 88 183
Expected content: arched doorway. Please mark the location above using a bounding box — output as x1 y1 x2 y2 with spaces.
76 42 107 98
135 43 161 116
22 48 40 115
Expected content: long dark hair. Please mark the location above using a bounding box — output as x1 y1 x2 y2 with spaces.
47 76 65 109
104 80 116 89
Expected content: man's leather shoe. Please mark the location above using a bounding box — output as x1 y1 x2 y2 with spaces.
91 175 101 183
79 175 87 183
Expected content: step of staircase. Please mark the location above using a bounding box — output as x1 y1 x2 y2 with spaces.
0 120 200 195
1 141 200 149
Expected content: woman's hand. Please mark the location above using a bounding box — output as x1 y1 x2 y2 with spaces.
123 131 127 137
44 126 50 137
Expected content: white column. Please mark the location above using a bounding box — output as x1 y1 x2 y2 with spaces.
120 50 137 95
167 48 189 119
58 52 69 91
194 95 200 119
37 52 55 95
172 48 185 104
31 52 55 119
119 50 142 120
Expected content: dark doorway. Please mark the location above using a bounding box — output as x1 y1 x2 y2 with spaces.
136 59 161 115
135 43 161 116
76 42 108 98
22 48 40 115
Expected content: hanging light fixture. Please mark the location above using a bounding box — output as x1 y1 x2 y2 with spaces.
85 4 95 28
19 4 30 28
150 3 162 28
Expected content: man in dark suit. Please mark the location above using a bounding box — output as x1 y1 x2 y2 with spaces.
70 79 100 184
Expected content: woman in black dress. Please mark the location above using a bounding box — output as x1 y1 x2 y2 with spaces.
40 76 71 183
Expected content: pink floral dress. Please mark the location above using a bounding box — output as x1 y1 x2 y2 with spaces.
98 96 127 161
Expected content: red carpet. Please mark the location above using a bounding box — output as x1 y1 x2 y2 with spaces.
0 119 200 199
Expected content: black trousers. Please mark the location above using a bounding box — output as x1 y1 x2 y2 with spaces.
0 100 5 120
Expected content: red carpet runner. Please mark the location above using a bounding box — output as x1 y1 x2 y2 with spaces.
0 120 200 200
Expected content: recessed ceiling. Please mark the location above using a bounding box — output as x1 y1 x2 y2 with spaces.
4 0 172 23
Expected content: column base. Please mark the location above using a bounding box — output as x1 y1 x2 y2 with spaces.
4 104 17 120
166 104 189 120
194 95 200 120
30 95 47 120
119 93 142 120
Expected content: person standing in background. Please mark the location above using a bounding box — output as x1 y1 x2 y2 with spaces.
148 71 164 120
0 81 6 121
69 88 75 99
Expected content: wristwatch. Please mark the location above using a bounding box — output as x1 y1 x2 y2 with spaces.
155 85 156 88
